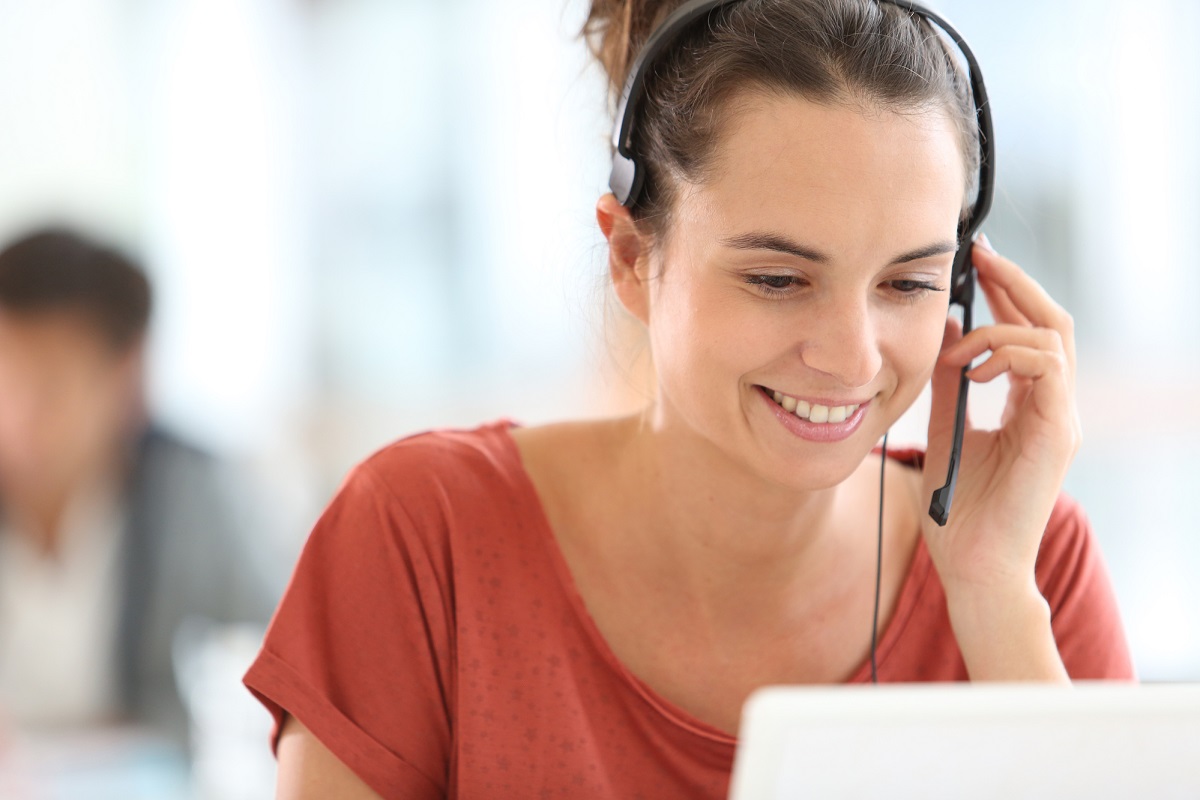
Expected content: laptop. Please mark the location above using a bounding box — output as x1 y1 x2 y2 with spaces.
728 682 1200 799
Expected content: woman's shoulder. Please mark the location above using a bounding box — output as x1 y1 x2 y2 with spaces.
1035 489 1099 577
354 417 622 508
357 417 524 490
504 416 631 528
504 417 625 477
315 418 539 551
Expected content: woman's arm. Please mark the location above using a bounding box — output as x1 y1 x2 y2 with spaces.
942 581 1069 681
276 714 386 800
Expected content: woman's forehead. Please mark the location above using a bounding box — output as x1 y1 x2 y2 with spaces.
679 92 967 242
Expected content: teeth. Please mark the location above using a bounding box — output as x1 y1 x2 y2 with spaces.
767 389 861 424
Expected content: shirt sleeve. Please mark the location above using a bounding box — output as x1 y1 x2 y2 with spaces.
1035 493 1136 681
243 458 454 799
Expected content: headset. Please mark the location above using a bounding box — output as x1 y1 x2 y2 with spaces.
609 0 996 680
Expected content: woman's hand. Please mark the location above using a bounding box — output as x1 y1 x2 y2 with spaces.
921 236 1079 681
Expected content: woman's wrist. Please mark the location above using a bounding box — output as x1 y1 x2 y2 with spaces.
943 579 1069 683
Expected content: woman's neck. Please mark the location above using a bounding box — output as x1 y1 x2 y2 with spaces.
601 411 881 627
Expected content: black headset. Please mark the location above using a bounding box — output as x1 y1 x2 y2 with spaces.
609 0 996 529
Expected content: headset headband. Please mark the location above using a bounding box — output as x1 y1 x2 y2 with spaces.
609 0 994 268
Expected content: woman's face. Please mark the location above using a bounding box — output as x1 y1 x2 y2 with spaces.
636 93 966 489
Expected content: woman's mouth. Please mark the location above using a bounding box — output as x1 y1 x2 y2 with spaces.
757 386 866 423
754 385 872 442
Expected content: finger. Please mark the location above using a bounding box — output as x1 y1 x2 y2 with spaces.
972 243 1074 337
977 269 1030 328
971 244 1076 380
973 237 1030 327
972 344 1084 464
967 344 1070 392
969 345 1075 444
939 324 1065 368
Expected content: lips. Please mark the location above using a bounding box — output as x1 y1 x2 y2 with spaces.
758 385 870 425
755 385 871 443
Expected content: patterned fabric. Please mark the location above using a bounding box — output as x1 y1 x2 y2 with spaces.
244 420 1133 799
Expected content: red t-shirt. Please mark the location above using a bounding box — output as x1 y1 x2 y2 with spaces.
244 420 1134 799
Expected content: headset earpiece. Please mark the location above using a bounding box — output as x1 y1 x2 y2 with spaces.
609 151 640 208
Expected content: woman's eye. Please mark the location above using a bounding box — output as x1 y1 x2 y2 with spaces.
744 274 801 296
743 274 945 301
887 279 946 301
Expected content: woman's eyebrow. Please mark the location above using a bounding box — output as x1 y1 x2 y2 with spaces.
721 232 829 262
720 232 958 265
893 240 960 263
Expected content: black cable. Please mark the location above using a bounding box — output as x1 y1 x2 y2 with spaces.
870 431 889 684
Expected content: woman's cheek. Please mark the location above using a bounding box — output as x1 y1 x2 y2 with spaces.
648 283 716 391
914 309 953 383
883 304 948 392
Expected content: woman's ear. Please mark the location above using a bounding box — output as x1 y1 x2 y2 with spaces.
597 193 652 326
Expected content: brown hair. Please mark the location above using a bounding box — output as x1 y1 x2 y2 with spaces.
0 228 152 352
583 0 980 238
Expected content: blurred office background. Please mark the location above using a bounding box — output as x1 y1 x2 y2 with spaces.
0 0 1196 794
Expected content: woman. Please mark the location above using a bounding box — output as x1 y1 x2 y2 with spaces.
246 1 1133 797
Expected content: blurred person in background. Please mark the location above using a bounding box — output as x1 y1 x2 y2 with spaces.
0 227 281 745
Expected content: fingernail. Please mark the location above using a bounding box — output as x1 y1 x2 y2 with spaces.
976 233 994 253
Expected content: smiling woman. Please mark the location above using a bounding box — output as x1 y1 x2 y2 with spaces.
244 1 1133 798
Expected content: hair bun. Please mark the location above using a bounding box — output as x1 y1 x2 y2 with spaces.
582 0 679 104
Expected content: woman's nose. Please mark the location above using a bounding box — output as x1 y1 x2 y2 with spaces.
798 295 882 389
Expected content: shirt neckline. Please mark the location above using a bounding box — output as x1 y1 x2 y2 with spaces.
490 419 934 747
